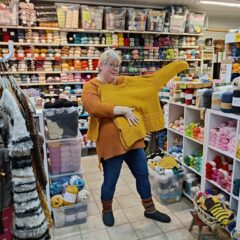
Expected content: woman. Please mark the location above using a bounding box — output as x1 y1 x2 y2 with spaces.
82 49 188 227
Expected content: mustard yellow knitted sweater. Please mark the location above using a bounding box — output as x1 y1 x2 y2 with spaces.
87 61 188 148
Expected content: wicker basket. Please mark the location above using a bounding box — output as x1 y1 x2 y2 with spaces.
193 198 224 231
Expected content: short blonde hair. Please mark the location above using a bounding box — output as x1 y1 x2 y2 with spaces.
99 49 121 72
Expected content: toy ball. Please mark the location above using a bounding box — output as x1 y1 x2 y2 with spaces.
69 175 85 191
50 182 63 196
77 189 90 203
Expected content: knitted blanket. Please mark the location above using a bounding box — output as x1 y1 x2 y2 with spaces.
0 89 50 240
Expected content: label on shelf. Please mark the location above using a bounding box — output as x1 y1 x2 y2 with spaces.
185 93 193 100
234 33 240 42
232 97 240 107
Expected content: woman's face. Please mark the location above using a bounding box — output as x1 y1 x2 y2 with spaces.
100 58 120 83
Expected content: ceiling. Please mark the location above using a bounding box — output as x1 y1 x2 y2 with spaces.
66 0 240 17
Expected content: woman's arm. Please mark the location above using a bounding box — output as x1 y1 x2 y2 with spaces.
141 61 189 91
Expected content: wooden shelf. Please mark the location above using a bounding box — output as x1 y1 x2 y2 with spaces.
183 163 202 176
168 128 184 136
184 135 203 145
208 145 235 159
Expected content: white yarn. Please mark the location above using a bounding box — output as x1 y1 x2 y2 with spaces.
77 189 90 203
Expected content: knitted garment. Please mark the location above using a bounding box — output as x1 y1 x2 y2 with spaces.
87 61 189 145
0 89 50 240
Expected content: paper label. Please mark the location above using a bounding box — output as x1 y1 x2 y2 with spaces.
64 192 77 203
185 94 193 100
232 97 240 107
235 33 240 42
82 10 91 23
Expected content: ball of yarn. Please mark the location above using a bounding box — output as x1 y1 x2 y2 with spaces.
50 182 63 196
77 189 90 203
51 194 64 208
58 176 70 187
63 185 78 206
69 175 85 191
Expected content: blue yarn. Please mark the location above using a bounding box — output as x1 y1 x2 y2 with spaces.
58 176 70 186
50 182 62 196
221 91 233 113
73 178 85 191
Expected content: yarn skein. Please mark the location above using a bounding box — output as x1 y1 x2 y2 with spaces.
50 182 63 196
51 194 64 208
221 91 233 113
77 189 90 203
232 90 240 114
69 175 85 191
63 185 78 206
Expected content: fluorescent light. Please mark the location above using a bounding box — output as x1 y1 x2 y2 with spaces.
200 0 240 8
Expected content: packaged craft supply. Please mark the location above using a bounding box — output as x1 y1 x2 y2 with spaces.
105 7 126 30
56 3 80 28
147 9 165 32
81 5 104 30
0 0 18 26
127 8 148 31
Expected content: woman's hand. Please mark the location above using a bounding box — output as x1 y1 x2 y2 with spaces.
113 106 139 126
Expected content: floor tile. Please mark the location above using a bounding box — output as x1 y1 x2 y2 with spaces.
65 236 82 240
116 194 140 209
107 223 138 240
81 229 110 240
79 214 105 234
153 200 172 214
155 213 184 233
166 198 193 213
87 201 100 216
84 171 103 181
174 209 193 227
113 209 129 226
131 218 162 239
54 225 81 239
165 228 195 240
87 179 103 190
122 205 146 222
141 234 168 240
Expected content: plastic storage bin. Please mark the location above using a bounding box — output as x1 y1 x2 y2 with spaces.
104 7 126 30
48 137 81 175
52 202 87 228
147 9 165 32
148 167 185 204
81 5 104 30
44 107 79 140
56 3 80 28
127 8 148 31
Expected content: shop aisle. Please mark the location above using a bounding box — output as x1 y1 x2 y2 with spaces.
50 155 215 240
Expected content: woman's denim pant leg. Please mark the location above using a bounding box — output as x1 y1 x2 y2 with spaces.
101 148 152 201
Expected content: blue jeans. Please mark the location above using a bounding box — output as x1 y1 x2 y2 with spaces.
101 148 152 201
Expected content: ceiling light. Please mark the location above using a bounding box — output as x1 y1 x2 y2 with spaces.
200 0 240 8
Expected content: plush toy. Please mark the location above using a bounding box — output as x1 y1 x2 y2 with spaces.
205 196 230 226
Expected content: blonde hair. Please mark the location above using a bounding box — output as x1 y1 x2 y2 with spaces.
99 49 121 72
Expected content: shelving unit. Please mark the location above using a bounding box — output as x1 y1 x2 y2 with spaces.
201 48 214 76
202 109 240 232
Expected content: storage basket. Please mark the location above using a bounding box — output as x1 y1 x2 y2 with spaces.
47 137 81 175
44 107 79 140
193 197 224 231
52 202 87 228
149 166 185 205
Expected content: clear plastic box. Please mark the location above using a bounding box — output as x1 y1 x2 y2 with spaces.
56 3 80 29
43 107 79 140
147 9 165 32
169 14 187 33
185 12 206 34
0 0 18 26
81 5 104 30
105 7 126 30
148 167 185 204
52 202 87 227
47 137 81 175
127 8 148 31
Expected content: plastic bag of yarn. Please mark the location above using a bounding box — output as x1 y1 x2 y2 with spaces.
50 182 63 196
51 194 64 208
77 189 90 203
221 91 233 113
69 175 85 191
63 185 78 206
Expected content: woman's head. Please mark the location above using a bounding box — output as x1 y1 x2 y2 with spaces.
98 49 121 83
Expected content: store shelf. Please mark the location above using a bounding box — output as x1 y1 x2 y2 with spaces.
183 163 201 176
168 127 184 136
18 82 83 86
184 135 203 145
232 194 239 201
61 57 100 60
0 71 61 75
206 179 231 196
183 191 194 201
208 145 235 159
160 45 200 49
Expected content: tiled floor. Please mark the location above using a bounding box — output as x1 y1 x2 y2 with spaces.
51 155 216 240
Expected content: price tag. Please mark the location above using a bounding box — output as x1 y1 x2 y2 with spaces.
82 10 91 22
180 82 187 89
234 33 240 42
